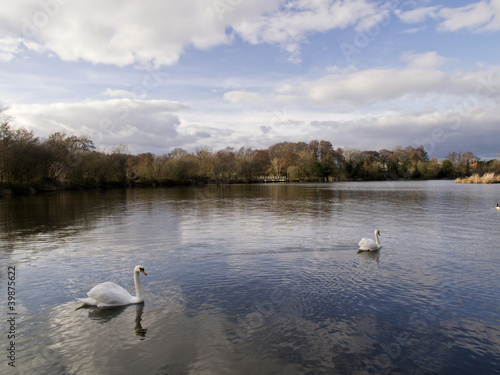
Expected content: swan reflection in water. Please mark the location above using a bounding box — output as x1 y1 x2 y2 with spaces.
357 249 380 264
77 303 147 338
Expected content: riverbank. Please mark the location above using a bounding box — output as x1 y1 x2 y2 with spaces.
3 170 498 197
0 178 324 196
455 172 500 184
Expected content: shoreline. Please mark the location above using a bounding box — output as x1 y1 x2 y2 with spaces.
0 178 459 197
454 173 500 184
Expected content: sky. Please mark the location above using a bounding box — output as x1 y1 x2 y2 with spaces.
1 0 500 159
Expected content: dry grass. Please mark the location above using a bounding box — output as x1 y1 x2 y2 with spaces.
455 173 500 184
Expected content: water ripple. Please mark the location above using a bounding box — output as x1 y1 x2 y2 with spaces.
2 181 500 374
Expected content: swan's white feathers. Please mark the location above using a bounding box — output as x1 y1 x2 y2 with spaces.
358 230 381 250
87 282 135 307
358 238 378 250
76 265 146 307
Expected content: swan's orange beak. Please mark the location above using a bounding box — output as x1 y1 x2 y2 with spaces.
140 269 147 276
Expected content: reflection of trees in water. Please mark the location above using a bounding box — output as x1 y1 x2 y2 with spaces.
0 182 429 240
0 189 129 236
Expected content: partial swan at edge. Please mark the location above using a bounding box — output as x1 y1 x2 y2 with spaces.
77 265 147 307
358 230 381 251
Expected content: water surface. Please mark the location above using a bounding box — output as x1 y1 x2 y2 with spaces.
1 181 499 374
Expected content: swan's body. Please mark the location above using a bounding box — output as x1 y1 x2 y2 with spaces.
77 265 147 307
358 230 381 251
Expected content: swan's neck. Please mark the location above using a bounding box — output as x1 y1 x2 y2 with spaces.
133 271 144 301
374 232 380 246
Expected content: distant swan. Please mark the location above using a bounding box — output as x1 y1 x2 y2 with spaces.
77 265 147 307
358 230 381 251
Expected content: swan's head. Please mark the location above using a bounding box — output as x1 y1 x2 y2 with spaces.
375 230 381 236
134 265 147 276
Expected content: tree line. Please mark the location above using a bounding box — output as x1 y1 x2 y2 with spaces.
1 112 499 193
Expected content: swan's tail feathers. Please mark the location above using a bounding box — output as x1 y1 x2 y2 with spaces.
358 238 379 250
76 297 98 305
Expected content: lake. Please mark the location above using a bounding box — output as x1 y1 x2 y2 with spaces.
1 181 499 374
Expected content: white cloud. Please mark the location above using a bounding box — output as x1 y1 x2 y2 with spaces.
11 99 189 153
102 88 146 99
437 1 496 32
396 1 500 33
0 0 388 66
395 6 440 24
233 0 381 62
185 97 500 158
172 59 500 158
401 26 427 34
401 51 449 69
0 0 278 66
223 90 265 105
8 59 500 159
191 59 500 157
270 57 500 109
218 55 474 111
308 102 500 157
297 67 448 107
0 36 22 62
1 0 242 66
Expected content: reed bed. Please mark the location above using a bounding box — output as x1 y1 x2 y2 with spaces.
455 172 500 184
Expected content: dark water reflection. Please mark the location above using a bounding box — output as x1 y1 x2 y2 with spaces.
1 181 500 374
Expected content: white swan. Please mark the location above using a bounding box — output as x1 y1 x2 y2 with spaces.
358 230 381 251
77 265 147 307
